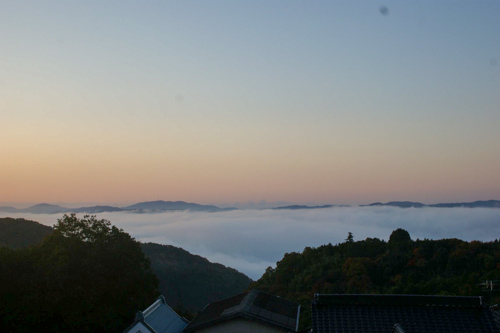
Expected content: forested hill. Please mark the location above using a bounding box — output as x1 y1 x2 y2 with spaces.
250 229 500 329
142 243 251 311
0 217 251 312
0 217 52 249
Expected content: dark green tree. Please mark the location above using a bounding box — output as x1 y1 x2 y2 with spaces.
251 228 500 330
388 228 411 244
1 214 159 332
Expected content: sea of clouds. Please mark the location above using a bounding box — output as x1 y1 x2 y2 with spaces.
3 207 500 280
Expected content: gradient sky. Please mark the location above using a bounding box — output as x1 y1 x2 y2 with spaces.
1 1 499 206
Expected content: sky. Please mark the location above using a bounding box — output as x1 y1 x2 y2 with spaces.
5 207 500 280
1 1 499 206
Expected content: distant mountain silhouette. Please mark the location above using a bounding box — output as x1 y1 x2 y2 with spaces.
23 203 68 214
124 200 236 212
0 200 236 214
363 200 500 208
365 201 425 208
429 200 500 208
0 206 19 213
69 206 124 213
0 203 69 214
273 204 336 210
1 200 499 214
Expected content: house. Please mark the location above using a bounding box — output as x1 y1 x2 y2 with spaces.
312 294 500 333
123 295 189 333
184 289 300 332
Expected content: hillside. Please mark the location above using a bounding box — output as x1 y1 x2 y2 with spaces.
0 217 251 311
141 243 252 311
250 229 500 329
0 218 53 249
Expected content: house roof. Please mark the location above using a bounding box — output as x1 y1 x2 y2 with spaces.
123 295 188 333
312 294 500 333
184 289 300 332
391 323 405 333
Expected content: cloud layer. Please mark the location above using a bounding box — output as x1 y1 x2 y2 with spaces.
4 207 500 280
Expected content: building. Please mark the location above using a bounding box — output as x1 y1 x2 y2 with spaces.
311 294 500 333
184 289 300 333
124 295 189 333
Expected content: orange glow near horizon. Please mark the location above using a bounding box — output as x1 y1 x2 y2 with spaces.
1 2 499 206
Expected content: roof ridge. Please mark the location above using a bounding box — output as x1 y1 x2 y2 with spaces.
185 290 299 332
142 297 163 317
241 289 260 313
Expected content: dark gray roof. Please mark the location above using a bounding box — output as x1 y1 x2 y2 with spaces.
184 290 300 332
312 294 500 333
493 305 500 328
392 323 405 333
124 295 188 333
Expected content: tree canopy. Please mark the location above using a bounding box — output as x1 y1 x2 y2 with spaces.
0 214 159 332
388 228 412 244
251 229 500 329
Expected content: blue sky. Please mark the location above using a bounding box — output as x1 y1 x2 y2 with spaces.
1 1 499 205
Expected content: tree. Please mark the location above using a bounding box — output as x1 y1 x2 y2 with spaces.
386 228 413 273
345 232 354 243
388 228 411 244
1 214 159 332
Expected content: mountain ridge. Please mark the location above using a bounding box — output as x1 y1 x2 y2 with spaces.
124 200 236 212
273 204 335 210
1 199 500 214
362 200 500 208
0 200 237 214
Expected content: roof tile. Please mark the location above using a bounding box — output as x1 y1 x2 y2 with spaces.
184 290 299 332
312 294 500 333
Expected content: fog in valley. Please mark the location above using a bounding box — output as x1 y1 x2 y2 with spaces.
3 207 500 280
